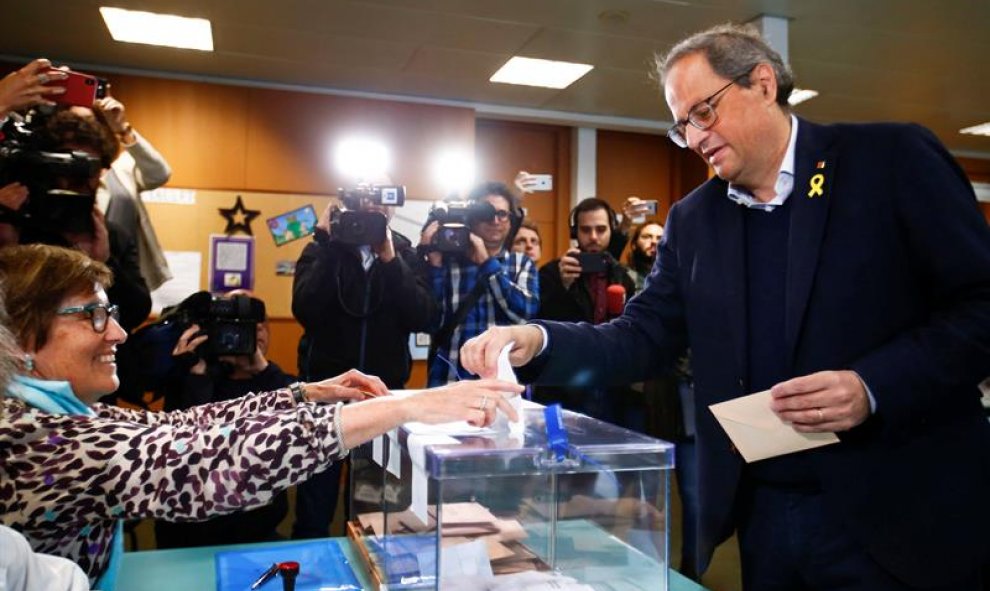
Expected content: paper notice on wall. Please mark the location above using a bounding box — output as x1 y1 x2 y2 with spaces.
150 251 202 314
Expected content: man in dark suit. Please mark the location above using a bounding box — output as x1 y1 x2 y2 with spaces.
461 23 990 591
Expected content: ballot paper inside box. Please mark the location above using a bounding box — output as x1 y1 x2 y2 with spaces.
348 404 674 590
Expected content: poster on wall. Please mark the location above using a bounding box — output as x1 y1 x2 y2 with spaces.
209 234 255 292
150 251 202 315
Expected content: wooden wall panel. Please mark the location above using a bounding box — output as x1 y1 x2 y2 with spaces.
596 129 710 256
475 119 570 266
109 76 250 190
267 318 305 377
243 88 475 197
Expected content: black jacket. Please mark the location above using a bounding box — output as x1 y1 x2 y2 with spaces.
536 254 635 322
292 230 436 388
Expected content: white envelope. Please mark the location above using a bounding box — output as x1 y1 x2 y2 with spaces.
709 390 839 463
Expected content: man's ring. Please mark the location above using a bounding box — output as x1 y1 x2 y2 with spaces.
479 395 488 410
816 408 824 422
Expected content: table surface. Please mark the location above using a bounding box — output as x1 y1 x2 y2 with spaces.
118 537 710 591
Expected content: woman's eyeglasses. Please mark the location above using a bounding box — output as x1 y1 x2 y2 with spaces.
56 302 121 333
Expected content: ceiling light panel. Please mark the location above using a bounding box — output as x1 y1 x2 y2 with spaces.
100 7 214 51
490 56 593 89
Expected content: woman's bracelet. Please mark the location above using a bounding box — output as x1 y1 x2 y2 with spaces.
288 381 308 404
333 401 349 458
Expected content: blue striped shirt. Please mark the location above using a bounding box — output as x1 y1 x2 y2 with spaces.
427 251 539 385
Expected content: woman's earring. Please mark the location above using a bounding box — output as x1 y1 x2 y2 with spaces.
23 354 34 372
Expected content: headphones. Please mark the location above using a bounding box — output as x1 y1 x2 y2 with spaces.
569 198 618 240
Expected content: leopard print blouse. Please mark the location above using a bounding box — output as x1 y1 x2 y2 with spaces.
0 388 344 583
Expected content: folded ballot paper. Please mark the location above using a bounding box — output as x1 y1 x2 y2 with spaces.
709 390 839 463
491 341 525 435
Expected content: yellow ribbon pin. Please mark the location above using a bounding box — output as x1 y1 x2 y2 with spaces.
807 173 825 198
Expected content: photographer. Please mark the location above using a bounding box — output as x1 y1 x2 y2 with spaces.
291 186 436 538
155 291 296 548
88 96 173 291
535 197 637 425
420 181 538 386
0 106 150 333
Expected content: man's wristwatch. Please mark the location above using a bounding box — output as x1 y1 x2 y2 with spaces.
289 382 308 403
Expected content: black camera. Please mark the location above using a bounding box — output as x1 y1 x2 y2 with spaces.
329 209 388 246
0 112 102 237
329 184 406 246
176 291 266 357
337 184 406 207
426 200 497 253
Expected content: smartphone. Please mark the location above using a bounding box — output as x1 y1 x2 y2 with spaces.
575 252 609 274
630 199 659 224
266 205 319 246
48 70 109 108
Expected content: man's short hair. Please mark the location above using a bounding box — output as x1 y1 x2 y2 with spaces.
466 181 519 211
519 219 541 238
655 22 795 108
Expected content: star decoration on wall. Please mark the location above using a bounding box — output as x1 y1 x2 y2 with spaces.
218 195 261 236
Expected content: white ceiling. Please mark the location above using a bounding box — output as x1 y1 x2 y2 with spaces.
4 0 989 156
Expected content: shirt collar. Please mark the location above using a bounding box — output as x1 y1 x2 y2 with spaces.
726 114 799 212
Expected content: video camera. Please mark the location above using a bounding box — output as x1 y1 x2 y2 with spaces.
0 112 102 237
174 291 266 357
330 184 406 246
426 200 498 253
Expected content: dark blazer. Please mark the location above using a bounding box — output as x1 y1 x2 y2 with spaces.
525 119 990 587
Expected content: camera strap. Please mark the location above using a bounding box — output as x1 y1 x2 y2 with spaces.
428 275 488 365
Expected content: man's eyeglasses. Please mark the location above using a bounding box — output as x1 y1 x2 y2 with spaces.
666 68 754 148
492 209 511 221
56 302 120 333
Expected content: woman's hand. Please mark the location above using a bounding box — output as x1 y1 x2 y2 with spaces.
0 58 67 117
336 379 524 450
403 379 523 427
172 324 207 375
305 369 389 403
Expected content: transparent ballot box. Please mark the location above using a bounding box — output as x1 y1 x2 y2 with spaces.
349 404 674 590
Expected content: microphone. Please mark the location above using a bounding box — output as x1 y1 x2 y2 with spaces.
606 284 626 319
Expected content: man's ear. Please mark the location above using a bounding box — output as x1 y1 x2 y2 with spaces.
752 63 778 104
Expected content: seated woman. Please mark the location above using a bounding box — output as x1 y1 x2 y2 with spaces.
0 244 521 591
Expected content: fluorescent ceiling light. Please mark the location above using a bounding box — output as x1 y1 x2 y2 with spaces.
960 122 990 137
788 88 819 106
490 57 593 89
100 7 214 51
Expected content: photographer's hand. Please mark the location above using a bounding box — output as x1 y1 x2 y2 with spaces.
374 227 396 263
0 58 66 117
0 182 28 211
559 249 582 290
172 325 208 375
620 196 646 233
95 97 136 144
316 202 333 234
420 221 443 267
468 232 490 266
